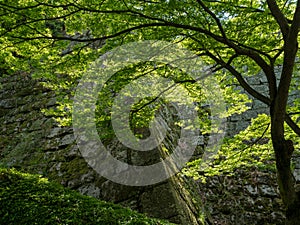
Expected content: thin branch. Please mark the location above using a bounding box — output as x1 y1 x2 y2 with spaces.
205 51 271 105
232 123 271 160
8 22 169 42
1 1 278 100
285 114 300 136
36 0 168 24
289 0 300 42
189 31 276 101
3 2 274 81
129 62 223 115
267 0 290 40
130 82 178 115
0 2 43 10
205 0 264 13
0 10 81 37
206 0 293 23
183 30 276 99
273 48 284 61
287 112 300 116
196 0 227 40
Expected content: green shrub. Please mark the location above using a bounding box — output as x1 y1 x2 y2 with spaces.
0 168 172 225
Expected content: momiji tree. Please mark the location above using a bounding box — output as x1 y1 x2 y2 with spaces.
1 1 300 224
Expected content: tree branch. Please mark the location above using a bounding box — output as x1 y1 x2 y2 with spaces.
196 0 227 39
8 22 170 42
227 123 270 161
267 0 290 40
289 0 300 42
1 1 279 101
285 114 300 136
130 81 178 114
0 10 80 37
0 2 42 10
274 1 300 130
206 51 271 106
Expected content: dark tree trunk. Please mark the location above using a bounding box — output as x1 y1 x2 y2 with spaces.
272 122 300 224
286 196 300 225
269 4 300 220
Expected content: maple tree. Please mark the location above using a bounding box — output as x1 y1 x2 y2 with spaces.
1 1 300 223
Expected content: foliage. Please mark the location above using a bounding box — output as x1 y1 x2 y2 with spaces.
0 167 173 225
0 0 299 176
93 61 251 141
184 65 300 180
0 0 286 140
1 0 300 221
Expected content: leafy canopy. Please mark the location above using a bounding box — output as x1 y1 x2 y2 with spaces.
0 0 299 178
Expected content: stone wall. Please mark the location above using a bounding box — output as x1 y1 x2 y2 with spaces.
201 69 300 224
226 67 300 137
1 70 299 224
197 169 285 225
226 72 271 137
0 72 203 225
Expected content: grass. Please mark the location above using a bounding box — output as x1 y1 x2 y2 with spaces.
0 168 173 225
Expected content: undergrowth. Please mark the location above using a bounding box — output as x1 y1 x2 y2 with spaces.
0 168 172 225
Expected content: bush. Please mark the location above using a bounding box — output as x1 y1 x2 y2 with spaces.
0 168 172 225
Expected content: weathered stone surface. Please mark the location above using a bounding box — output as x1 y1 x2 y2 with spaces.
0 73 203 225
141 183 178 219
197 169 285 225
2 70 299 224
78 183 101 198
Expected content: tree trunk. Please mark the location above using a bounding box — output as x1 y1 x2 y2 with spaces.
286 195 300 225
272 135 300 224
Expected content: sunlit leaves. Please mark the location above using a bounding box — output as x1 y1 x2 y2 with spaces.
1 0 299 184
184 114 275 181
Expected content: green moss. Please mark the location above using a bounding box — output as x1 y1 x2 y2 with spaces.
0 168 173 225
47 157 90 183
61 157 89 174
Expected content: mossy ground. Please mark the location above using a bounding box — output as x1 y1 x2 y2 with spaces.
0 168 173 225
